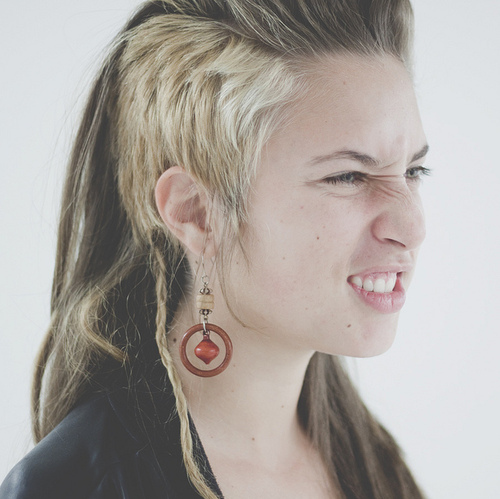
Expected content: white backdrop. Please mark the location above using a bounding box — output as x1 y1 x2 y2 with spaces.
1 1 499 497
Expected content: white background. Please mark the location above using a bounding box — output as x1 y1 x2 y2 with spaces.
1 1 499 497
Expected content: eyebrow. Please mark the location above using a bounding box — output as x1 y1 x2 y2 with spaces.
307 144 430 169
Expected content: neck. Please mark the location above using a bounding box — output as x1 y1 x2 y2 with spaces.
168 303 315 464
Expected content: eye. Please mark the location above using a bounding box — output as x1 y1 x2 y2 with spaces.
405 166 432 181
322 171 368 186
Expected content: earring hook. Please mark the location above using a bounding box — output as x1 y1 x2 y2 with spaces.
200 253 210 287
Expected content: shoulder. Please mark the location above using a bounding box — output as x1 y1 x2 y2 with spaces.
0 394 158 499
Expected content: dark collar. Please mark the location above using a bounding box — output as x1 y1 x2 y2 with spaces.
105 379 223 498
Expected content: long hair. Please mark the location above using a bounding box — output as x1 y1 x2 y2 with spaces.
32 1 423 498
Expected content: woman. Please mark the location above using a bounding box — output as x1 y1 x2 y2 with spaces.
1 0 429 497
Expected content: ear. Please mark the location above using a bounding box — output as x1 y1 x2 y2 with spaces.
155 166 216 257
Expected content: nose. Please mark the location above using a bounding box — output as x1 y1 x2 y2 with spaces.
370 188 426 250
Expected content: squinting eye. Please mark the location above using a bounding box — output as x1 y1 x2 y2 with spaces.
405 166 432 181
322 171 368 186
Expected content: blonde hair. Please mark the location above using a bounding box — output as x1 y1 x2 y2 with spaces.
33 1 423 498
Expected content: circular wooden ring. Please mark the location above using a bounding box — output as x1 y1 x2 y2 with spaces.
179 323 233 377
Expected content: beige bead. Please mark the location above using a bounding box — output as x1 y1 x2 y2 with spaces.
196 293 214 311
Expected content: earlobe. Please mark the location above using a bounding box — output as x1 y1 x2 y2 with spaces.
155 166 215 257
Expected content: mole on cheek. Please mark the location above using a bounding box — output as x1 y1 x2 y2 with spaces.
347 324 352 328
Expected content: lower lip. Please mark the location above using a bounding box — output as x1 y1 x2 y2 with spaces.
348 275 406 314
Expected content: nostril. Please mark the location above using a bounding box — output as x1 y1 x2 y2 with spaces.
385 237 407 248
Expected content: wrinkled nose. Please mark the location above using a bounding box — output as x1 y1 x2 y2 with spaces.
371 188 426 250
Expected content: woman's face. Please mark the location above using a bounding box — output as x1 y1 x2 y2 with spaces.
224 54 427 358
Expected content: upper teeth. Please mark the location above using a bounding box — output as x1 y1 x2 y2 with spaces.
350 274 397 293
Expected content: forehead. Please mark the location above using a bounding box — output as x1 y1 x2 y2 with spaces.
263 54 426 167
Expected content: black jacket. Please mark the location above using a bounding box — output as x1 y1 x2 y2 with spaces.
0 387 223 498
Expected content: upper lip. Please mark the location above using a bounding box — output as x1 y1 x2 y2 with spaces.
348 264 413 280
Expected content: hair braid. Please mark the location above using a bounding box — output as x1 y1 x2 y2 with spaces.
152 244 219 499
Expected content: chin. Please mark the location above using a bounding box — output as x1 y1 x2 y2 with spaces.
339 315 400 358
361 317 400 357
352 336 396 358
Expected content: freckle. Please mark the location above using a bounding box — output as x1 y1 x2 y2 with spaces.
252 437 255 441
173 338 177 343
305 307 309 311
281 405 284 409
347 324 351 328
300 206 304 209
316 236 320 240
282 256 286 260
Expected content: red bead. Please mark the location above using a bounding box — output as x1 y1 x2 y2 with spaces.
194 337 220 365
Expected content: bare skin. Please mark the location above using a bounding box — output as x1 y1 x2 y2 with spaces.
156 54 427 498
168 308 334 498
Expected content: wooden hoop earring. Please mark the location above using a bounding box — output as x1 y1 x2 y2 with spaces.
179 258 232 377
179 323 233 377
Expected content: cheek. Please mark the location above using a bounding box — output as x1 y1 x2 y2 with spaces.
241 197 361 296
240 223 306 295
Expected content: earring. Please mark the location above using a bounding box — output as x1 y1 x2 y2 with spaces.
179 262 233 377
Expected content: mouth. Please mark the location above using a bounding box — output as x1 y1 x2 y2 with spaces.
348 271 401 294
347 271 406 314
